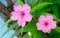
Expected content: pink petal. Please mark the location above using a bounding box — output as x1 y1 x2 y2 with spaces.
36 22 44 30
36 14 56 33
18 16 26 27
38 15 46 22
46 14 53 21
25 13 32 22
23 4 31 13
13 4 22 12
11 11 15 15
11 12 19 20
42 27 51 33
18 20 26 27
49 21 56 29
11 15 18 20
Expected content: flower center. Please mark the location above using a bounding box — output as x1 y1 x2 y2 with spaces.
21 11 25 18
44 22 48 27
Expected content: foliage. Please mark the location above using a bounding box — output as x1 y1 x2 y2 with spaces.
1 0 60 38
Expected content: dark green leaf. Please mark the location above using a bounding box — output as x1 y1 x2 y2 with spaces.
54 0 60 3
53 5 59 18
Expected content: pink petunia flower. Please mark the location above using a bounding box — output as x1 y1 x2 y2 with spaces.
11 4 32 27
36 14 56 33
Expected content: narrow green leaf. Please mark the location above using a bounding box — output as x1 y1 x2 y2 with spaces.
23 33 29 38
21 27 24 36
1 22 18 37
30 2 53 14
2 19 12 28
15 25 19 30
11 28 21 38
17 0 24 6
11 26 28 38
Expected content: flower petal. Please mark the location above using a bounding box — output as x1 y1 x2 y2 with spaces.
46 14 53 21
23 4 31 13
18 19 26 27
38 15 46 22
18 15 26 27
49 21 56 29
11 12 19 20
42 27 51 33
36 14 56 33
25 13 32 22
36 22 44 30
13 4 22 12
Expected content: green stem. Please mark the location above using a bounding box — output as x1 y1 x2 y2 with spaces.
21 27 24 36
29 35 32 38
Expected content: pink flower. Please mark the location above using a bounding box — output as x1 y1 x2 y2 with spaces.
11 4 32 27
36 14 56 33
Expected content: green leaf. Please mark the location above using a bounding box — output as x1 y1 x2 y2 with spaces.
27 21 42 38
27 0 38 5
48 26 60 38
53 5 59 18
11 26 28 38
49 0 59 18
11 28 21 38
40 4 52 13
22 33 29 38
30 2 53 14
52 14 60 22
55 26 60 33
32 30 42 38
54 0 60 3
1 22 18 37
27 21 36 31
2 19 12 28
40 0 45 3
21 27 24 36
27 0 30 4
17 0 24 6
33 0 38 4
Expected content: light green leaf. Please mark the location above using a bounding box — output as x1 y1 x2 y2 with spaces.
11 26 28 38
17 0 24 6
1 22 18 37
30 2 53 14
2 19 12 28
11 28 21 38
